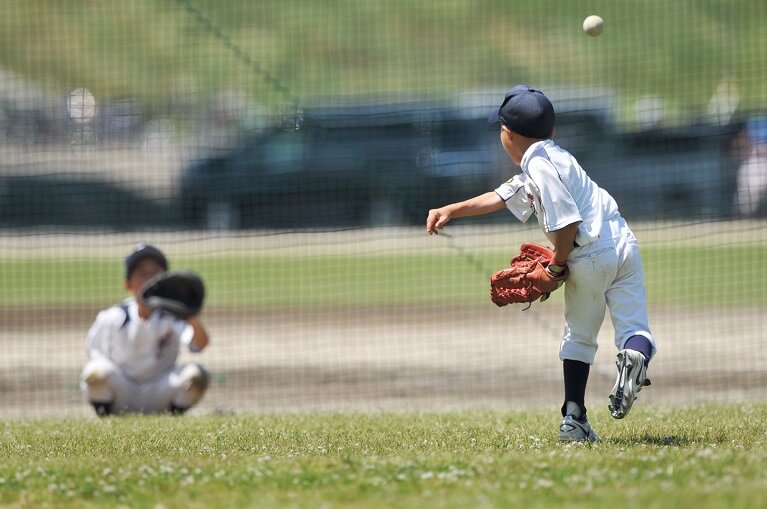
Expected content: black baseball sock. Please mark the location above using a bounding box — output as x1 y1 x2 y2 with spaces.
562 359 590 419
91 401 113 417
170 404 188 415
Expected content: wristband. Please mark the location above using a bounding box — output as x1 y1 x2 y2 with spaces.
548 261 567 275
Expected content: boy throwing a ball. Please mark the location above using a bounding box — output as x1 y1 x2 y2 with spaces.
426 85 657 442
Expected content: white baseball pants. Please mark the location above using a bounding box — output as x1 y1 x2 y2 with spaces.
559 217 657 365
80 358 209 414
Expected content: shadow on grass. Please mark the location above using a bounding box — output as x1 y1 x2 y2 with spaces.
607 434 693 447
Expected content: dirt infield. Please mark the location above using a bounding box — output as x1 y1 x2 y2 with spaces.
2 302 765 418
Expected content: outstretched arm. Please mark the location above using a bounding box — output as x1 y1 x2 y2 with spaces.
426 192 505 235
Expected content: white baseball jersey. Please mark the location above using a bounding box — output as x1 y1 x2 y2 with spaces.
495 139 619 248
495 139 656 364
85 298 195 384
735 145 767 216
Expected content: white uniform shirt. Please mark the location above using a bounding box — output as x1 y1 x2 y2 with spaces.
85 298 194 384
495 139 620 247
736 145 767 216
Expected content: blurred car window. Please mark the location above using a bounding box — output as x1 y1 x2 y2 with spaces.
261 132 305 174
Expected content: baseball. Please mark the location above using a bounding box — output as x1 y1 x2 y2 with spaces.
582 15 604 37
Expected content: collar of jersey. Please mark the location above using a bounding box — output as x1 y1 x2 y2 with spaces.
122 298 139 321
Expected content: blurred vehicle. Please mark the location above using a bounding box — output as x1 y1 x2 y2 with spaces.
0 175 173 229
178 102 503 229
589 123 742 219
450 87 742 220
177 94 744 229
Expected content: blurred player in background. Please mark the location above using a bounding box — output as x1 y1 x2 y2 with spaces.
734 116 767 217
426 85 657 442
79 243 210 416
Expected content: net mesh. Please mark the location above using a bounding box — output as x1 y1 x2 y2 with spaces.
0 0 765 417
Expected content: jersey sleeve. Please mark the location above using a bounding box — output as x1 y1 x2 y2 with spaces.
85 309 118 359
494 174 534 223
526 156 582 232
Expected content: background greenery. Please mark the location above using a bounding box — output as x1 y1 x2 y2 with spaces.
0 0 764 122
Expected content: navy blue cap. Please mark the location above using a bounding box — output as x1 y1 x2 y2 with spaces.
124 243 168 278
488 85 555 139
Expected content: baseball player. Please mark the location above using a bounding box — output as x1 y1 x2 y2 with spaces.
79 243 210 416
426 85 657 442
734 116 767 216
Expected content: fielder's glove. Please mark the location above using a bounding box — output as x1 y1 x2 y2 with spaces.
141 270 206 319
489 243 568 308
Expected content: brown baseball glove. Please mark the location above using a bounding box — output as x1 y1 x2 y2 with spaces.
490 243 568 308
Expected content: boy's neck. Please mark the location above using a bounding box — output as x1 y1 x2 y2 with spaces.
514 137 547 163
518 137 547 154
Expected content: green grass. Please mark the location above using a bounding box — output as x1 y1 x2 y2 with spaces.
1 405 766 508
0 245 764 308
0 0 765 120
